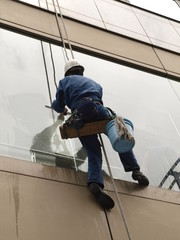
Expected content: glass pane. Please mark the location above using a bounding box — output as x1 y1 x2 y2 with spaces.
96 0 150 43
73 52 180 191
130 0 180 21
0 29 84 168
48 0 105 28
134 10 180 53
1 28 180 191
18 0 39 6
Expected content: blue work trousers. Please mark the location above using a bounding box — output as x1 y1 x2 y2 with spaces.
79 103 140 188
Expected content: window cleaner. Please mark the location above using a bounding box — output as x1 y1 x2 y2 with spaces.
52 59 149 210
49 4 133 236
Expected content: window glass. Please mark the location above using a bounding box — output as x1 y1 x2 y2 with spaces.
1 28 180 191
0 28 84 169
74 52 180 191
58 0 105 28
18 0 105 28
133 9 180 53
171 80 180 99
95 0 150 43
130 0 180 21
19 0 39 6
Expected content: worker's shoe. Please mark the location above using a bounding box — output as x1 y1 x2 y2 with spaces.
132 170 149 186
89 183 114 210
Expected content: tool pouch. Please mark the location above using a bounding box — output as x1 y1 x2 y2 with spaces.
76 97 97 121
74 116 84 129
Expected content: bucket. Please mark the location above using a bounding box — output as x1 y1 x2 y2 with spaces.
105 118 135 153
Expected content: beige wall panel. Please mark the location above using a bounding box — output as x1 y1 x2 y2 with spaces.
155 48 180 76
0 0 59 38
64 19 165 72
0 156 88 186
108 193 180 240
0 170 111 240
1 157 180 239
0 156 87 186
104 176 180 205
1 155 180 205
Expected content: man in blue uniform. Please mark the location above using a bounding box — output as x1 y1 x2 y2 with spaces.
52 59 149 210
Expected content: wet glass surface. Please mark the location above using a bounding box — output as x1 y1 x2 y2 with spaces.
0 29 85 169
0 28 180 191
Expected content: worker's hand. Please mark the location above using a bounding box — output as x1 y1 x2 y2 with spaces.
62 107 68 115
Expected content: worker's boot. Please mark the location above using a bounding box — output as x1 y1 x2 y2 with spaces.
89 183 114 210
132 170 149 186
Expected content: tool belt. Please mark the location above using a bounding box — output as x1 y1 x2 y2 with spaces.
72 97 102 129
60 98 116 139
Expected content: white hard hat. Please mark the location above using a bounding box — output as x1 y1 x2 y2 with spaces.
64 59 84 75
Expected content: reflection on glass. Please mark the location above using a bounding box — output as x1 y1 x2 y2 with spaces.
30 115 86 168
19 0 39 6
95 0 150 43
19 0 180 22
0 28 85 169
0 28 180 192
135 11 180 53
170 80 180 100
158 158 180 190
73 52 180 191
130 0 180 21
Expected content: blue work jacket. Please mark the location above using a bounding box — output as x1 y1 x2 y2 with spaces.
52 75 103 113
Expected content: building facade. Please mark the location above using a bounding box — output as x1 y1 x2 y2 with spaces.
0 0 180 239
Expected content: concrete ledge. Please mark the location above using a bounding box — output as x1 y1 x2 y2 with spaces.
0 155 179 205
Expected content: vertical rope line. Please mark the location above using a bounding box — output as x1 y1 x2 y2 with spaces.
40 41 53 105
49 44 58 89
44 0 49 10
37 0 41 7
39 1 58 90
55 0 74 59
51 0 70 61
38 0 56 125
99 134 132 240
